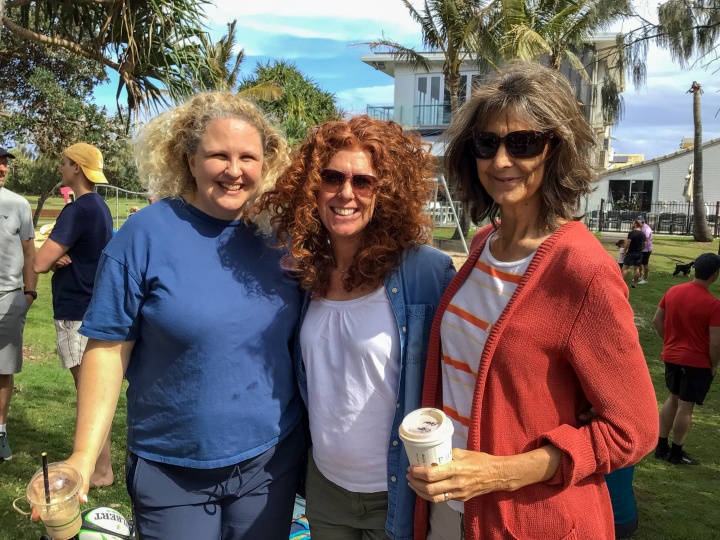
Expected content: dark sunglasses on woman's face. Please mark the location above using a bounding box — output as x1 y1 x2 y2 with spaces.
471 130 551 160
320 169 377 198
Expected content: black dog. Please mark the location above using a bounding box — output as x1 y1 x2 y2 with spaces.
673 261 695 277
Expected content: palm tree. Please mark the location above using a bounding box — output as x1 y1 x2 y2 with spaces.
191 20 282 101
193 20 245 92
493 0 630 126
1 0 220 119
687 81 713 242
367 0 497 117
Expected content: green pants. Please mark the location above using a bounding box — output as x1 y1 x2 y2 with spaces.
305 452 391 540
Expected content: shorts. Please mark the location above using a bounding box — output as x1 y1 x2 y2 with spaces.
54 320 88 369
641 251 652 265
623 252 643 267
664 362 714 405
0 290 29 374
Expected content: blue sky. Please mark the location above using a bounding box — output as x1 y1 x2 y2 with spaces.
93 1 720 161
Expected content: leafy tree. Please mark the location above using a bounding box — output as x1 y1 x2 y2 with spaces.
0 64 138 223
367 0 495 117
237 60 341 146
0 0 222 118
489 0 632 129
0 26 107 116
620 1 720 98
494 0 630 80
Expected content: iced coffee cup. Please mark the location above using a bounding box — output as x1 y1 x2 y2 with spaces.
26 462 82 540
399 407 454 467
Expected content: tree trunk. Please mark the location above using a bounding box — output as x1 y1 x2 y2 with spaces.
33 182 61 228
446 70 471 241
689 81 713 242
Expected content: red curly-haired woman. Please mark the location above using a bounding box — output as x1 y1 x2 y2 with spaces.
262 115 456 540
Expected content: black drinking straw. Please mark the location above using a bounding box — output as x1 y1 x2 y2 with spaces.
41 452 50 505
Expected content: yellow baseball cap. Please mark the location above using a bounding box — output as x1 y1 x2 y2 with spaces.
63 143 108 184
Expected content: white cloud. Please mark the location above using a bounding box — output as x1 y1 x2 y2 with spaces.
206 1 421 42
207 1 420 29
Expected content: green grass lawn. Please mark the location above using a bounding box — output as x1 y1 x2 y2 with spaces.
1 235 719 539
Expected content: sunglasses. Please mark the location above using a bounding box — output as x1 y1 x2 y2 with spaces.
471 130 551 159
319 169 377 198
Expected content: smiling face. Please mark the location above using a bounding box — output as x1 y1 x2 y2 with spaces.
187 117 264 221
316 148 377 248
475 111 549 218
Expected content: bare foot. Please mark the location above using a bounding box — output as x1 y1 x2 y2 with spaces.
89 469 114 489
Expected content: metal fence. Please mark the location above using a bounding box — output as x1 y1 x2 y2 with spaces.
425 200 462 227
582 200 720 236
97 185 150 231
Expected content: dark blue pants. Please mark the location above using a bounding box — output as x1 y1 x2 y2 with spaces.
126 423 305 540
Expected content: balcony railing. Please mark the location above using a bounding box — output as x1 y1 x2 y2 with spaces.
366 106 394 121
414 103 452 127
366 104 453 127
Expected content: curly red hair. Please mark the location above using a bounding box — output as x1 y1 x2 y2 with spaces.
261 115 437 296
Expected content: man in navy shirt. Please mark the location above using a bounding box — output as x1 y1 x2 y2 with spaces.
34 143 113 486
622 219 646 289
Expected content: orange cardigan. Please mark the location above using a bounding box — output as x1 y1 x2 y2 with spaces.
415 221 658 539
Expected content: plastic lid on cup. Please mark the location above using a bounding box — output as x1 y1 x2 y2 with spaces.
27 462 82 507
399 407 454 444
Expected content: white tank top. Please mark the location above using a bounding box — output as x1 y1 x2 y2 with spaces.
300 286 400 492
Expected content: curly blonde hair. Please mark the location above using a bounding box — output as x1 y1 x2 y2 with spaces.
134 92 289 231
261 115 437 297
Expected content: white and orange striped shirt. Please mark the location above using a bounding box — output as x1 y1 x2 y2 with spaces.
440 233 535 511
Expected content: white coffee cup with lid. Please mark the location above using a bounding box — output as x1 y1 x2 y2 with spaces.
399 407 454 467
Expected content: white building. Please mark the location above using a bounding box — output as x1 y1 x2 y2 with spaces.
592 136 720 211
361 33 623 168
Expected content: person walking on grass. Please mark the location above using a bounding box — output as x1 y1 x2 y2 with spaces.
33 143 113 485
637 215 653 284
653 253 720 465
0 146 37 461
622 220 645 288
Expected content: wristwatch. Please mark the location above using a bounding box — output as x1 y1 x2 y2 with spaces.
24 290 37 300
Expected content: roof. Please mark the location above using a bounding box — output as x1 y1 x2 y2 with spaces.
601 136 720 176
361 33 620 78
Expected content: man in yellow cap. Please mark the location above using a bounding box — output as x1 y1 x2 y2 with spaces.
34 143 114 486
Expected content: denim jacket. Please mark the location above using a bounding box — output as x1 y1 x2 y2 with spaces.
294 244 456 540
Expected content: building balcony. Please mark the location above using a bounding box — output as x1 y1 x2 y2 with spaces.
366 104 452 128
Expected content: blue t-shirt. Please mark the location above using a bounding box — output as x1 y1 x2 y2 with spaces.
80 198 302 468
49 192 112 320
